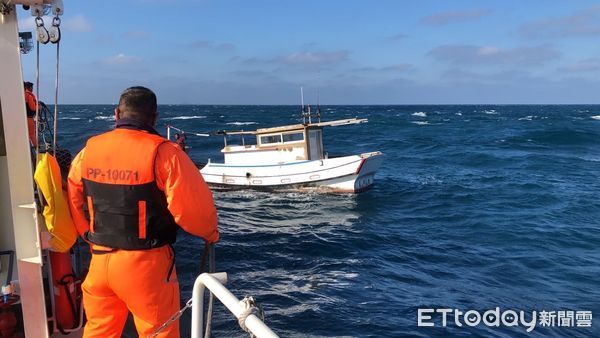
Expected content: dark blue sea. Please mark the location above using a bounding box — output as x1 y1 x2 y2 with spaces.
56 105 599 337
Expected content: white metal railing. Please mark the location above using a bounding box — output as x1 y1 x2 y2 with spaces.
166 124 210 141
191 272 279 338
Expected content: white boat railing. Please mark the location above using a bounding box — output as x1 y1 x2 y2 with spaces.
191 272 279 338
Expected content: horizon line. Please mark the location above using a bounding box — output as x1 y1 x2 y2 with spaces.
49 102 600 106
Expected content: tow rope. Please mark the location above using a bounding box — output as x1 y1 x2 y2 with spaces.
50 10 61 156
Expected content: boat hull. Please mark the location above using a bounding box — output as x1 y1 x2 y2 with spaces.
200 152 383 193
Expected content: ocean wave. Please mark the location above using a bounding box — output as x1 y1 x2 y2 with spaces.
483 109 497 114
591 115 600 120
94 116 115 121
59 117 82 120
456 112 462 116
518 116 534 121
510 129 598 146
412 121 429 125
226 122 258 126
166 115 207 120
581 155 600 162
412 112 427 117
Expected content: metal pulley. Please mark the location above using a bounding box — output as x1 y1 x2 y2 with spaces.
30 0 63 44
34 16 49 44
48 16 60 43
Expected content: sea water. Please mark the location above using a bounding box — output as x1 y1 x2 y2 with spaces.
56 105 599 337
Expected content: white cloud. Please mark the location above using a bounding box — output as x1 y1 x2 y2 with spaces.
387 33 409 41
63 14 93 32
355 63 416 73
190 40 235 51
101 53 142 65
559 58 600 72
281 51 349 65
428 44 560 66
421 9 490 26
520 6 600 38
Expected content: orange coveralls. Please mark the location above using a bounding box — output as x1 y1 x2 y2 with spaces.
68 128 219 338
24 89 37 146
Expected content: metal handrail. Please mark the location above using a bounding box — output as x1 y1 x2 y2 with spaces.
191 272 279 338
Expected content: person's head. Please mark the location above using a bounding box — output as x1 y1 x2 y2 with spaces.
175 133 181 139
24 82 33 91
115 86 158 126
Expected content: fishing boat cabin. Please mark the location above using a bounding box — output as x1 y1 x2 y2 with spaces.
217 118 367 165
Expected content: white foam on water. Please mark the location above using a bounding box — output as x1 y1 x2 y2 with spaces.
518 116 534 121
226 121 258 126
484 109 497 114
591 115 600 120
412 121 429 125
94 115 115 121
59 117 82 120
581 155 600 162
456 112 463 116
412 112 427 117
166 115 207 120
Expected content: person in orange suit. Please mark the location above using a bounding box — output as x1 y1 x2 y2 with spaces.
67 86 219 338
23 81 37 146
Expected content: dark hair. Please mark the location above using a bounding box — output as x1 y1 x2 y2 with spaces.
118 86 157 124
24 82 33 89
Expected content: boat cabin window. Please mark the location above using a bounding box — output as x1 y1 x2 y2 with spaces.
260 134 282 145
282 132 304 143
259 131 305 145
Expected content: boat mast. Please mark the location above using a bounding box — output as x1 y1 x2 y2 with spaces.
300 86 306 124
300 86 304 113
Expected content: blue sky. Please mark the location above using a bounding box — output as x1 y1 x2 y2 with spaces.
16 0 600 104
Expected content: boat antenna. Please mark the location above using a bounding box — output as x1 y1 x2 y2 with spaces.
316 89 321 123
300 86 306 124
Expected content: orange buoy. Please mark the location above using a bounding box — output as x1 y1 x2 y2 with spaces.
49 252 77 332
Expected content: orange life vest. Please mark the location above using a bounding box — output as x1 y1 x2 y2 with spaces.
80 126 178 250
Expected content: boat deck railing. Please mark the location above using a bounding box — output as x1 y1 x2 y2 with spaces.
191 272 279 338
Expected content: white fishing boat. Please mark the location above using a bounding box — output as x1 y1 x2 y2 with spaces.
191 109 384 193
0 1 277 337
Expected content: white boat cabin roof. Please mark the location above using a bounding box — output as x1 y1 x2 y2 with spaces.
220 118 368 136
